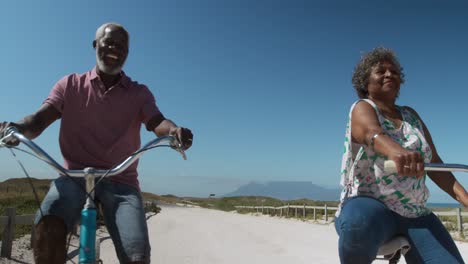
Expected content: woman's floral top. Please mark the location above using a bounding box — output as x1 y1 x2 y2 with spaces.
337 99 433 218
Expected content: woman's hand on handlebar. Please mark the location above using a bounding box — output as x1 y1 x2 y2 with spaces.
169 127 193 150
388 151 425 178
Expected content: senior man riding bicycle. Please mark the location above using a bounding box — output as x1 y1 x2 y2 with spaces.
0 22 193 264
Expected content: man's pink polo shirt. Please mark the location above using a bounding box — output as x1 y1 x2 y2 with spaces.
44 67 162 190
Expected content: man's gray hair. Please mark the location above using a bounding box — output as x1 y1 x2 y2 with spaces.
95 22 129 41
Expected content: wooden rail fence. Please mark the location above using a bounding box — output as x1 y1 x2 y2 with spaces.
235 204 468 237
0 208 35 258
235 204 338 222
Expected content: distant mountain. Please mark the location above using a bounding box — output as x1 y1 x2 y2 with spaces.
223 181 341 201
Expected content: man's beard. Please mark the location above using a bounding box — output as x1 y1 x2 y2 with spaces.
96 54 124 75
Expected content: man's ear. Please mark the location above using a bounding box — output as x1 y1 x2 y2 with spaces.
92 40 97 49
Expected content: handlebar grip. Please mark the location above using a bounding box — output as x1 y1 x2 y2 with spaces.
384 160 398 174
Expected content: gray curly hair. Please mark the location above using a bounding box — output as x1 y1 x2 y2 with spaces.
352 47 405 99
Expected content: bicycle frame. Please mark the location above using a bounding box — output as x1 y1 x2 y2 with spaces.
0 126 186 264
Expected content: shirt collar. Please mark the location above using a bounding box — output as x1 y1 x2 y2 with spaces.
90 66 130 89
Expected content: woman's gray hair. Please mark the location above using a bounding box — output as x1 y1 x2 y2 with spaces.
352 47 405 98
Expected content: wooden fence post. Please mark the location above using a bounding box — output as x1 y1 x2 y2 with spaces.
1 207 16 258
286 204 289 217
325 204 328 222
30 224 36 248
295 207 298 218
303 205 306 219
457 208 464 238
313 207 316 220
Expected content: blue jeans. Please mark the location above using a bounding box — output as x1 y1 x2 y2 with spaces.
335 196 464 264
35 176 151 263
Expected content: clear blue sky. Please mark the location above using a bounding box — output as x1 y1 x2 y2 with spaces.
0 1 467 202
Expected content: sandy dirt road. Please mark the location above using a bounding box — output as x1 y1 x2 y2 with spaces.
99 205 339 264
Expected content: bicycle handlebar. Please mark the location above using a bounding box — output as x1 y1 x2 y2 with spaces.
0 126 187 177
384 160 468 174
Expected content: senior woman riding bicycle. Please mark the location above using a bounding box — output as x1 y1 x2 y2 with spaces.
335 46 467 263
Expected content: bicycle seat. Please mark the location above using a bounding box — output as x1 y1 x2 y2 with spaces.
376 235 411 263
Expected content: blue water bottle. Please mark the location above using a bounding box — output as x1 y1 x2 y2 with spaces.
79 201 97 264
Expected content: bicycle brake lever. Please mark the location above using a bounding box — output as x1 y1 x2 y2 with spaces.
177 148 187 160
170 137 187 160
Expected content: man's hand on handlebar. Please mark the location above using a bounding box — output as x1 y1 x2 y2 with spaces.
0 122 20 147
169 127 193 150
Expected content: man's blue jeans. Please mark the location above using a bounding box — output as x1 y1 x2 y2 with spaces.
335 196 464 264
35 176 151 263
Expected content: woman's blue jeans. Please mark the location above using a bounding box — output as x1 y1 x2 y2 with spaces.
334 196 465 264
